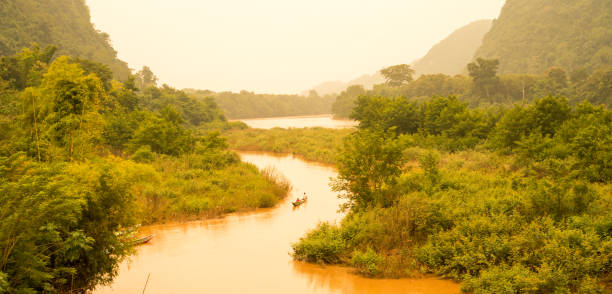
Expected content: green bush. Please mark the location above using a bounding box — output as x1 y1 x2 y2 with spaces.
131 145 156 163
292 222 347 264
352 248 383 276
257 193 276 208
462 265 552 294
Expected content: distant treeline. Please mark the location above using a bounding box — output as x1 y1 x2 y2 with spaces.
333 61 612 118
186 89 336 119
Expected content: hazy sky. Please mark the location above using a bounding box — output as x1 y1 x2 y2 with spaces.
86 0 505 94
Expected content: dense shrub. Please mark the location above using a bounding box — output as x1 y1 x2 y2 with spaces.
292 223 347 264
352 248 384 277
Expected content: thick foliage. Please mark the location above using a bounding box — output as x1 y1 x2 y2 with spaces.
0 153 137 292
294 145 612 292
295 91 611 293
0 48 291 292
352 95 611 182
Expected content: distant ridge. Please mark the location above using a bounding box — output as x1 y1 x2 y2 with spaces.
308 19 492 95
308 73 384 96
412 19 493 76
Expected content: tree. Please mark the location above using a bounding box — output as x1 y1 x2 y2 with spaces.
69 58 114 90
41 56 107 161
0 153 137 292
351 96 420 135
331 85 366 118
135 66 158 90
332 129 405 210
468 58 500 99
129 112 194 155
0 45 56 90
380 64 415 87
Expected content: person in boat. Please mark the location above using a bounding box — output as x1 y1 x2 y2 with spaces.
302 192 308 201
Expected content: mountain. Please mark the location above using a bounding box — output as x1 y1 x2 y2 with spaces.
474 0 612 74
411 20 493 76
310 20 492 95
309 73 384 96
0 0 130 80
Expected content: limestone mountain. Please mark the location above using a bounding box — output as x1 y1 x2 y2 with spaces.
412 19 493 76
0 0 130 80
474 0 612 74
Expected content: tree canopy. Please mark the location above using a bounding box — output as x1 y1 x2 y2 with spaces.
380 64 415 87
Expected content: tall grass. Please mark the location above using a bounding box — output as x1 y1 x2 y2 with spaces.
225 127 353 164
122 153 291 224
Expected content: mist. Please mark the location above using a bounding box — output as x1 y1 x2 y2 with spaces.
86 0 505 93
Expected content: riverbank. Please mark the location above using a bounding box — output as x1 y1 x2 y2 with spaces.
96 152 458 294
227 127 611 292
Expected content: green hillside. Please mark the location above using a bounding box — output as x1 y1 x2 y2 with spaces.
475 0 612 74
0 0 130 80
412 20 493 76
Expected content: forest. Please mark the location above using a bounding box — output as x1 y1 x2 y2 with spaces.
293 90 611 292
0 47 289 292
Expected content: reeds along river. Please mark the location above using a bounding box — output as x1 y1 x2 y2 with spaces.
95 116 459 294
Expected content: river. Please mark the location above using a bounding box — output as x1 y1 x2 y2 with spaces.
237 114 358 129
95 117 459 294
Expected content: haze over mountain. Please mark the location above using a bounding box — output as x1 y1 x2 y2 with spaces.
308 19 493 96
0 0 130 80
85 0 506 93
474 0 612 74
308 73 384 96
412 20 493 76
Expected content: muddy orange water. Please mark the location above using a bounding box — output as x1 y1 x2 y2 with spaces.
237 114 358 129
95 152 459 293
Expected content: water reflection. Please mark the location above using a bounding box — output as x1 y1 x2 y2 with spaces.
292 262 459 294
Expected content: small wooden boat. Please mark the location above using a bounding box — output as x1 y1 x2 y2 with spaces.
292 197 308 207
130 234 154 245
